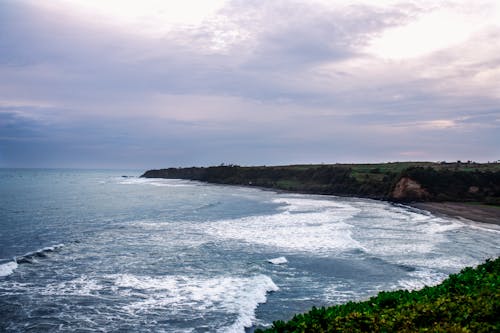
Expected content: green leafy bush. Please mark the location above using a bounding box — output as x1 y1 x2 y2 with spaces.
257 257 500 332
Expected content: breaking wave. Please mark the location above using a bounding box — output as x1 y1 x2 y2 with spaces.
15 244 64 264
118 177 197 187
0 261 18 277
204 196 363 254
113 273 277 332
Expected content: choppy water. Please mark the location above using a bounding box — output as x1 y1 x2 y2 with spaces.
1 169 499 332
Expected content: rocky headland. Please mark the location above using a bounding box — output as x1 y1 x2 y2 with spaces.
142 162 500 224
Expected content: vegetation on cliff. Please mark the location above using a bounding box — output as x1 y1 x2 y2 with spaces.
141 162 500 203
400 167 500 204
256 257 500 332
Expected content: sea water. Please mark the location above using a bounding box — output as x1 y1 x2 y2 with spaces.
1 169 499 332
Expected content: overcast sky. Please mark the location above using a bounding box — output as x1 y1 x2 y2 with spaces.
1 0 499 169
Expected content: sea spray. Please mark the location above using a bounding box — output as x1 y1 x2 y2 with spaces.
0 261 18 277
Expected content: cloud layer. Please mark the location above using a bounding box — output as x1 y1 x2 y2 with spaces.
1 0 499 168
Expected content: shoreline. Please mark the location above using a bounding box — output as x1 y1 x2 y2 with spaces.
201 181 500 226
410 202 500 226
215 183 500 226
151 177 500 226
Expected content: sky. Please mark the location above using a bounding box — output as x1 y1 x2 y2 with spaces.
1 0 499 169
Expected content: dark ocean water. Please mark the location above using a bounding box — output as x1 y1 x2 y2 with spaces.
1 169 499 332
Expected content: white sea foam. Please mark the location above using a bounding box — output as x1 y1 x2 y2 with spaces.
42 275 104 296
0 261 18 277
345 200 468 268
204 196 362 254
129 219 171 230
5 271 278 332
110 274 278 332
324 280 369 305
41 243 65 252
23 243 64 256
118 177 195 187
273 197 358 213
459 219 500 234
268 257 288 265
395 269 449 290
325 267 450 305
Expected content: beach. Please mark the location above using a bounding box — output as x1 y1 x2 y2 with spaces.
411 202 500 226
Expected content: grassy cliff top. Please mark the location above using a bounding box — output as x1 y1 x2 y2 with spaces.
142 162 500 204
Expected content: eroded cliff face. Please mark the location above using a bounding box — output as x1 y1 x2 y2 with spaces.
391 177 429 201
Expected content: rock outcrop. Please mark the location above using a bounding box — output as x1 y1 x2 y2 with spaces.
391 177 429 201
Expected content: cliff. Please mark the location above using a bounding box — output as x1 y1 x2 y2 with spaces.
391 177 429 200
141 162 500 204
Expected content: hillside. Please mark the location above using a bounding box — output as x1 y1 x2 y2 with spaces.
141 162 500 204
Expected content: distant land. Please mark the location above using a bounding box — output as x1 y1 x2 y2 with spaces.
142 161 500 224
141 161 500 203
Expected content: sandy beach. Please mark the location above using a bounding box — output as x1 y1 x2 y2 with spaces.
412 202 500 226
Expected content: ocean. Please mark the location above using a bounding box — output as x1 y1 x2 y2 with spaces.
1 169 499 332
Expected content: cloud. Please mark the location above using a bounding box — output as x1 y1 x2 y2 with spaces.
0 0 499 167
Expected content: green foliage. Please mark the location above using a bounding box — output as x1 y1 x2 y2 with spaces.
142 164 396 198
402 167 500 202
141 162 500 203
256 257 500 332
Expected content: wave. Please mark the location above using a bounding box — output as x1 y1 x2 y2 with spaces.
15 243 64 265
204 195 363 255
118 177 196 187
268 257 288 265
109 273 278 332
343 200 473 269
196 201 222 210
324 265 448 306
457 219 500 234
0 244 64 277
0 261 18 277
16 272 278 332
394 268 449 290
203 194 492 273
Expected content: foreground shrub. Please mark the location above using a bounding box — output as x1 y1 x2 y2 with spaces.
258 257 500 332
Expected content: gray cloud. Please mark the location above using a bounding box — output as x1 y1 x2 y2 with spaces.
0 0 499 168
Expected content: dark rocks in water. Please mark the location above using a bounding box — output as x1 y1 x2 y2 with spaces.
33 251 48 258
15 256 34 264
14 245 64 265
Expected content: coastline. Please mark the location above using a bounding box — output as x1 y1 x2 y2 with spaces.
410 202 500 226
146 175 500 226
226 181 500 226
207 182 500 227
246 185 500 226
